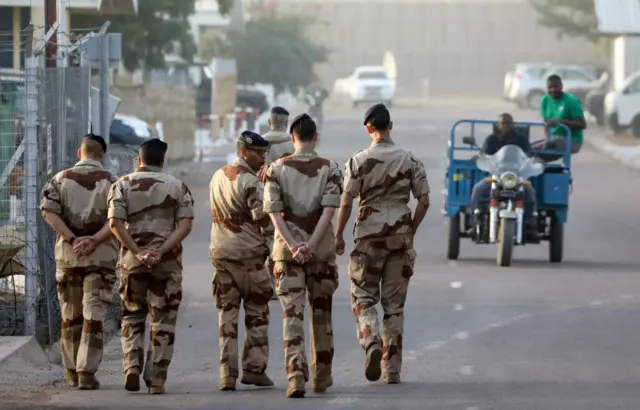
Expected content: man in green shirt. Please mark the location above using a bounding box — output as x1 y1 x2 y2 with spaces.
533 74 586 162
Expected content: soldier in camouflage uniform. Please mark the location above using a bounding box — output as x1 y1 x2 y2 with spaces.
263 114 343 398
40 134 118 390
335 103 430 384
261 106 294 299
209 131 275 391
107 138 194 395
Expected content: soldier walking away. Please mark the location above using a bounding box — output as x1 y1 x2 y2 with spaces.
263 113 343 398
261 106 294 300
40 134 118 390
107 138 194 395
209 131 275 391
335 103 430 384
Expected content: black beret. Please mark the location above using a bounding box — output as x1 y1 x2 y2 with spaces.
289 113 312 134
271 106 289 116
140 137 168 153
83 133 107 153
363 103 390 126
237 130 269 150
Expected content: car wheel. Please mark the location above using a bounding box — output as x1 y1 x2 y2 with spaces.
527 91 545 109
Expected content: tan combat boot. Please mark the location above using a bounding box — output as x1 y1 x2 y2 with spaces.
64 369 78 388
313 375 333 393
77 372 100 390
219 377 237 391
286 376 306 398
124 368 140 392
148 386 165 395
384 373 401 384
241 371 274 387
365 344 383 382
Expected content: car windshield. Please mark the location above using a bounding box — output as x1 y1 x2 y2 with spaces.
358 71 387 79
476 145 544 180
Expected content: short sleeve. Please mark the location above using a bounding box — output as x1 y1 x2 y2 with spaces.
569 97 584 118
107 180 128 220
321 161 343 208
343 157 362 198
40 176 62 215
410 155 430 198
176 182 195 220
263 162 284 213
246 178 267 222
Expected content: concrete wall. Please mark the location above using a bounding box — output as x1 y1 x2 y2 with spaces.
612 36 640 90
278 0 606 97
110 82 197 162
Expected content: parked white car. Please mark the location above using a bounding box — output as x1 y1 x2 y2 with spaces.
503 62 551 101
604 70 640 137
348 66 394 108
508 64 604 109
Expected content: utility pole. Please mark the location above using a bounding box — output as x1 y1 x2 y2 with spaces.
45 0 57 67
57 0 68 67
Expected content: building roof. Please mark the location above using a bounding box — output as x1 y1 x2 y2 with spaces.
595 0 640 35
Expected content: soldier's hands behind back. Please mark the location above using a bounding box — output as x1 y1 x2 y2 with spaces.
335 236 345 255
292 243 312 263
136 249 162 268
73 237 95 256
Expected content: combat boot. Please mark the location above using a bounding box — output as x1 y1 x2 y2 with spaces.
365 344 382 382
312 375 333 393
148 386 165 395
124 368 140 392
286 376 306 398
384 373 401 384
64 369 78 388
77 372 100 390
241 371 274 387
219 376 237 391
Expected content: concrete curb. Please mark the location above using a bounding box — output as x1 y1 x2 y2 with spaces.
0 336 49 367
585 133 640 171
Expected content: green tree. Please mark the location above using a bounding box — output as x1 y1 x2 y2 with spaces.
227 8 329 93
72 0 233 72
528 0 600 44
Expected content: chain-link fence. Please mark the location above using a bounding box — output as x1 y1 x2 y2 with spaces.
0 60 128 346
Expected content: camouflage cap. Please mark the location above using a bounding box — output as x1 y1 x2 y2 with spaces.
237 130 269 151
363 103 390 126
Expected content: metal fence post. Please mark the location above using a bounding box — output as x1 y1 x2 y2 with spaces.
24 27 39 336
99 22 111 143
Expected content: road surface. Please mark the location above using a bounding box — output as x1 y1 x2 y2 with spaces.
31 100 640 409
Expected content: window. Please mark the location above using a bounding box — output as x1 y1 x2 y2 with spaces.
357 71 388 80
562 69 592 82
625 77 640 94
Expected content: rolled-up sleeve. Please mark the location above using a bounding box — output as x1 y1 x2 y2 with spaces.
107 180 128 220
247 178 266 222
410 156 430 198
176 182 195 220
321 161 343 208
263 163 284 213
343 158 361 198
40 176 62 215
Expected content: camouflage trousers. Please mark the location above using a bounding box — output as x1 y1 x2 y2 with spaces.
274 261 339 384
348 233 415 376
118 269 183 388
212 257 273 379
264 231 276 289
55 266 117 374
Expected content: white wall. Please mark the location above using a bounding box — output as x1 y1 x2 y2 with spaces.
613 36 640 90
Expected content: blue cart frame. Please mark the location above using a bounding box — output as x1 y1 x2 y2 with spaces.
444 119 572 262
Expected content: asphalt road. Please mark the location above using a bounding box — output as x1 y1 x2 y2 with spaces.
36 99 640 409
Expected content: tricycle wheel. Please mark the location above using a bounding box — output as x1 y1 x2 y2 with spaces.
549 215 563 263
497 219 515 267
447 213 460 260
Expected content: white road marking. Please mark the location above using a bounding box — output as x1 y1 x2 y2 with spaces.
455 331 469 340
460 365 475 376
455 304 464 311
450 281 462 288
590 299 609 307
329 397 359 404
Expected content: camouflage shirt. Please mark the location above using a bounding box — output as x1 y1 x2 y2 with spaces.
344 136 429 240
40 159 118 270
263 130 295 167
209 157 269 260
107 166 195 273
264 147 343 262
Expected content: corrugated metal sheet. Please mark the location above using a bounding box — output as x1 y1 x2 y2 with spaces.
595 0 640 35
